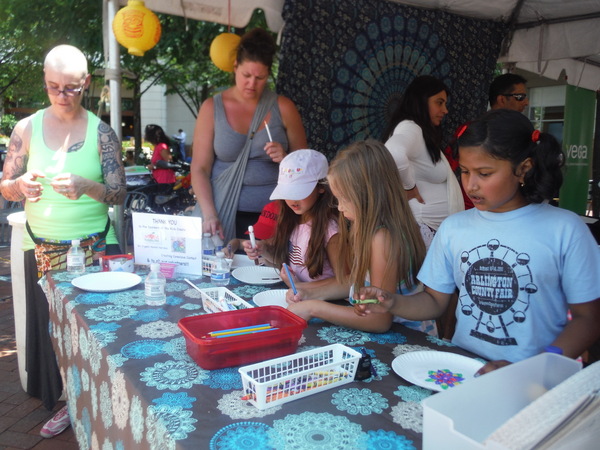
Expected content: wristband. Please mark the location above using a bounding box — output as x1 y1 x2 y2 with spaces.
544 345 563 355
405 184 416 191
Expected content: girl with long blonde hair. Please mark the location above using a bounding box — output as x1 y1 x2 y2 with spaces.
287 140 430 333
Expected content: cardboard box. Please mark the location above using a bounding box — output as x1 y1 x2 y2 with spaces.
421 353 581 449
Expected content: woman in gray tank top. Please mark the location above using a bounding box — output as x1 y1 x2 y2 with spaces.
191 28 307 241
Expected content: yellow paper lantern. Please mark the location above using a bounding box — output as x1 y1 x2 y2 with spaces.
112 0 161 57
210 33 241 72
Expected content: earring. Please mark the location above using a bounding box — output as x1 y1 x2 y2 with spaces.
520 182 525 187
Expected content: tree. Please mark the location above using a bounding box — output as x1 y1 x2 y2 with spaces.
114 10 272 158
1 0 104 112
122 16 234 117
1 0 273 151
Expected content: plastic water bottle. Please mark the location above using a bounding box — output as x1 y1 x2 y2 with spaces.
212 234 224 253
211 251 231 286
145 263 166 306
202 233 215 257
66 239 85 275
202 232 215 277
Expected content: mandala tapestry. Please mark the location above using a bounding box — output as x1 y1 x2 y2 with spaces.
277 0 509 160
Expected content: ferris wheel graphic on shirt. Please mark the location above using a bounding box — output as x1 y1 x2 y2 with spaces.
458 239 537 346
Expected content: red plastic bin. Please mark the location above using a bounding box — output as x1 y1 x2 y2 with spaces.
178 305 307 370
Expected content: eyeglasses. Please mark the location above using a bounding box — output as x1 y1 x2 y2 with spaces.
502 93 527 102
43 85 84 97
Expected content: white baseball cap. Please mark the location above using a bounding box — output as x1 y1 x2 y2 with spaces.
270 149 328 201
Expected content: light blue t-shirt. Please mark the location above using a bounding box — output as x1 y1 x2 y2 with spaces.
418 203 600 362
364 272 436 335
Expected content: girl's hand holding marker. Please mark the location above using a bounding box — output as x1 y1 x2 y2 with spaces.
348 284 379 305
248 225 259 265
283 263 297 295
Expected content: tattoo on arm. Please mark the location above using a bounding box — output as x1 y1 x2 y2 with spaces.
98 122 126 205
0 129 27 200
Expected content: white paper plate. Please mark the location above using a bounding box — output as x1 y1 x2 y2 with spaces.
230 254 256 269
72 272 142 292
392 350 484 392
232 266 281 285
253 289 288 308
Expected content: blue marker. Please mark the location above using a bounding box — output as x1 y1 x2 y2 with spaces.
208 323 270 335
283 263 297 295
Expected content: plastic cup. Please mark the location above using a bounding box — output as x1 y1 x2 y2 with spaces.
159 262 178 279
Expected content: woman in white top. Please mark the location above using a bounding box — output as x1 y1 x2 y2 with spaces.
383 75 463 247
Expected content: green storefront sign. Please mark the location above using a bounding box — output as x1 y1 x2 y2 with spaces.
559 85 596 214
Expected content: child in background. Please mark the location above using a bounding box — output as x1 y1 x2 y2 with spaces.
223 201 279 258
145 124 176 184
286 140 429 334
355 109 600 371
243 150 340 283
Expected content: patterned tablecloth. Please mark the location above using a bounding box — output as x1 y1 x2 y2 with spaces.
41 267 482 449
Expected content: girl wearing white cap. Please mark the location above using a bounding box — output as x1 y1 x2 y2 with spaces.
243 149 340 283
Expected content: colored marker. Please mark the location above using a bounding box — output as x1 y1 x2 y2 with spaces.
352 298 380 304
208 323 270 335
210 326 272 336
264 120 273 142
212 328 279 339
248 225 259 266
283 263 297 295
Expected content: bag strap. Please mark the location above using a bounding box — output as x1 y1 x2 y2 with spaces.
211 90 278 241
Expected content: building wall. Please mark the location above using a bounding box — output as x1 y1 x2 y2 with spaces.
140 82 167 135
140 82 197 152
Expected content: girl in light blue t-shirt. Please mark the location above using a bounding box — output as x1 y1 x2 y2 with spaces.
355 109 600 372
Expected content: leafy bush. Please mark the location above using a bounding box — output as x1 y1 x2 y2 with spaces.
0 114 17 137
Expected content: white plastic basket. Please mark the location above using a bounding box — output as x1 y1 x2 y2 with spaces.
202 255 233 277
238 344 361 410
199 287 254 313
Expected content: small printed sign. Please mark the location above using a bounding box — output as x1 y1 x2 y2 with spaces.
132 212 203 276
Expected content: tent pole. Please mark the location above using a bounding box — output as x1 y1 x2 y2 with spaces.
105 0 126 251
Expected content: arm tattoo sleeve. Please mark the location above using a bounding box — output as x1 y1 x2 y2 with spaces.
0 130 27 200
98 122 126 205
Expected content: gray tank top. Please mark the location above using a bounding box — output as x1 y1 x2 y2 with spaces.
212 92 289 213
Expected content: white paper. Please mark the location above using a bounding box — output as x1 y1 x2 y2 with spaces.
132 212 203 276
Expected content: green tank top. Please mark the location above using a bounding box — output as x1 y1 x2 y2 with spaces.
23 109 116 250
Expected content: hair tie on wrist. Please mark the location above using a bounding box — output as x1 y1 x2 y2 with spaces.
531 129 541 143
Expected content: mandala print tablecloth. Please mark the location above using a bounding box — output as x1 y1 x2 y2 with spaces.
41 268 481 449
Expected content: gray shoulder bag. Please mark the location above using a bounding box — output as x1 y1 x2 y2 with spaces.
193 89 277 242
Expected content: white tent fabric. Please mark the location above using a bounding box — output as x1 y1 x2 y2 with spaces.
399 0 600 91
120 0 600 91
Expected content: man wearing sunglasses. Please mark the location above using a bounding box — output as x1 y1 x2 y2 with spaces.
488 73 529 113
